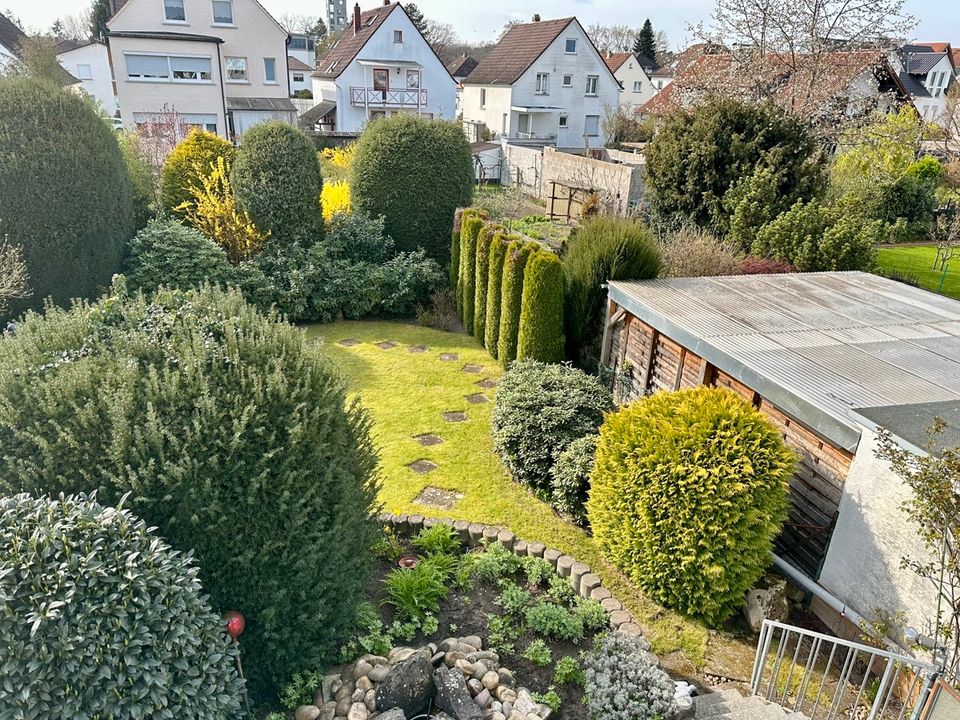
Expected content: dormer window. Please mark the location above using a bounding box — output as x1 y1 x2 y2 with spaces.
164 0 186 22
366 14 377 26
394 30 403 43
565 38 577 54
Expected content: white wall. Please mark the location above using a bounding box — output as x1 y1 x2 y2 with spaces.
290 68 312 95
461 84 513 138
58 43 117 117
613 57 655 114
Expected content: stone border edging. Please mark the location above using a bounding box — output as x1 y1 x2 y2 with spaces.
377 512 644 637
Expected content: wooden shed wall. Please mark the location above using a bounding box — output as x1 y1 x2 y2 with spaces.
605 308 853 578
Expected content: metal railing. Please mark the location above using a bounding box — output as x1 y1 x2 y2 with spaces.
349 87 427 107
751 620 940 720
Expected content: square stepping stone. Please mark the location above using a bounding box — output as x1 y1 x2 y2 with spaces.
408 344 429 353
414 433 444 447
475 378 498 389
439 353 459 362
376 341 398 350
413 486 464 510
442 411 468 423
406 459 438 474
461 364 483 374
464 393 489 405
338 338 360 347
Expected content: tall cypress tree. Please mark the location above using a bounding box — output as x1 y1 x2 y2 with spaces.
634 19 656 63
89 0 111 41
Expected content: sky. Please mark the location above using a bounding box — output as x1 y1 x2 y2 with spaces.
4 0 958 50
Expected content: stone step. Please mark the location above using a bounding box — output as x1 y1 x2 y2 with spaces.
691 691 809 720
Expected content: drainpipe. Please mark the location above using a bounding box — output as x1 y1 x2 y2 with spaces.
216 42 229 141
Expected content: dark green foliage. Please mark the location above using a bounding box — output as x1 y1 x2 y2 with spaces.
89 0 110 40
554 656 585 686
0 493 245 718
383 559 449 623
451 207 464 292
492 359 612 494
634 18 656 61
485 231 509 357
458 216 483 332
0 283 380 697
588 387 793 624
125 219 236 293
517 250 565 363
520 556 554 587
473 542 524 583
644 98 826 237
574 598 608 632
352 115 473 262
876 156 943 227
159 129 234 218
232 121 324 245
497 240 533 367
412 524 462 556
726 166 784 251
473 224 495 339
0 77 132 317
562 216 660 368
496 582 533 615
550 434 598 526
525 602 584 643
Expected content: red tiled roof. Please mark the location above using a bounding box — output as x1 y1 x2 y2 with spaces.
288 55 313 71
464 17 575 85
313 2 399 79
917 42 951 53
604 52 633 73
952 48 960 69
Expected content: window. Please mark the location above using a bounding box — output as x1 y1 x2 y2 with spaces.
76 63 93 80
263 57 277 83
171 55 212 80
290 36 307 50
585 75 598 95
480 88 486 108
393 30 403 43
632 80 642 92
558 113 568 128
562 74 572 87
126 54 211 82
211 0 233 24
406 69 420 89
565 38 577 53
225 56 247 81
535 72 549 94
164 0 185 22
293 72 305 82
584 114 599 136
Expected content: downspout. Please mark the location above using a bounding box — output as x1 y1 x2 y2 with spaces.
216 42 229 140
284 34 291 100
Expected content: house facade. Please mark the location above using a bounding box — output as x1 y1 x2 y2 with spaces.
309 2 456 133
57 40 118 117
891 43 956 125
106 0 295 140
461 17 620 151
603 52 656 114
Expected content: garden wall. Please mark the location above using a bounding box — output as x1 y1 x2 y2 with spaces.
539 147 643 218
500 143 543 196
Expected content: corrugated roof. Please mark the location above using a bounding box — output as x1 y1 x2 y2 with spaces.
464 17 575 85
313 3 399 79
608 272 960 452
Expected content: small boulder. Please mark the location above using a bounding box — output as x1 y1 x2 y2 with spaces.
744 575 789 632
434 666 485 720
513 689 537 716
481 671 499 691
336 697 352 717
462 636 483 650
348 702 369 720
357 676 374 692
497 669 514 688
475 688 491 708
295 705 321 720
354 660 373 680
377 709 406 720
375 650 435 716
369 665 391 683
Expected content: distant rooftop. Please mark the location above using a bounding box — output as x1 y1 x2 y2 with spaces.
608 272 960 452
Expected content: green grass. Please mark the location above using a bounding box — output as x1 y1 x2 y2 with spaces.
875 245 960 299
306 319 711 667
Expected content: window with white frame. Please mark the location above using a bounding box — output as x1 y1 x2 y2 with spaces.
126 54 213 82
562 74 572 87
585 75 598 95
225 56 247 81
164 0 186 21
263 57 277 83
76 63 93 80
535 72 549 94
584 114 599 136
565 38 577 53
480 88 486 107
394 30 403 43
406 69 420 89
211 0 233 24
293 72 305 82
558 113 568 128
632 80 642 92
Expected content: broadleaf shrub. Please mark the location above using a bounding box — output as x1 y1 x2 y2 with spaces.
484 230 509 357
583 632 677 720
492 359 612 494
0 282 380 697
159 128 235 218
550 434 598 526
736 256 796 275
517 250 565 363
125 218 237 293
588 387 793 624
497 240 534 367
0 493 245 719
659 225 741 278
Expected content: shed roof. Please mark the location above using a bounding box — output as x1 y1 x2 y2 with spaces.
608 272 960 452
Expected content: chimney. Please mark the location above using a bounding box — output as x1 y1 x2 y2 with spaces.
383 0 389 5
353 3 361 35
532 13 541 22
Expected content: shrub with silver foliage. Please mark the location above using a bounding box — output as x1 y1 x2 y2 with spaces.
583 632 677 720
0 493 245 719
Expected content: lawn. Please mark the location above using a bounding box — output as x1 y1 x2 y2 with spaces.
306 319 736 676
875 244 960 300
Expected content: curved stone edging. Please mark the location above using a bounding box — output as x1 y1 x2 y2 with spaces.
377 512 645 638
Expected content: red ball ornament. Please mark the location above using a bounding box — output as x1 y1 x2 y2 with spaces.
224 611 245 641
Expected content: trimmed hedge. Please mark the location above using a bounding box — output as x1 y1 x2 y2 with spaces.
497 239 534 367
517 250 565 363
588 387 793 624
0 493 245 718
473 224 496 339
0 76 132 317
0 282 380 698
451 207 465 292
125 218 236 293
352 115 473 263
484 231 509 358
458 216 484 332
159 129 235 218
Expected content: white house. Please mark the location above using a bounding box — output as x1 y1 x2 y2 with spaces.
309 2 456 133
288 33 317 97
460 16 621 151
56 40 118 117
106 0 295 140
289 56 313 96
603 52 656 114
892 43 956 125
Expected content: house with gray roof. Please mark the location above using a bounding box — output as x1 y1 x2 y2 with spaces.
891 42 956 125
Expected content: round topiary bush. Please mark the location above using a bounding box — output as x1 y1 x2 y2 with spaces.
550 434 598 526
0 281 380 698
497 240 534 367
352 115 473 263
517 249 565 363
0 76 132 317
125 218 237 293
159 128 235 218
492 359 612 494
232 121 324 244
588 387 793 624
0 492 245 718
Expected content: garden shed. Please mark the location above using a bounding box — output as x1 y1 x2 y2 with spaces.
601 272 960 637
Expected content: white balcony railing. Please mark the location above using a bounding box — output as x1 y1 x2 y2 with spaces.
349 87 428 107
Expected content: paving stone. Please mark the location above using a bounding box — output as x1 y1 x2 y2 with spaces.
475 378 498 389
338 338 360 347
439 353 459 362
408 344 429 353
609 610 632 628
413 486 463 510
406 459 438 474
376 341 398 350
461 364 484 374
414 433 444 447
464 393 489 404
443 411 468 422
619 623 643 637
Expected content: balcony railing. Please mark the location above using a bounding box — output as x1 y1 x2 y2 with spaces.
350 87 428 107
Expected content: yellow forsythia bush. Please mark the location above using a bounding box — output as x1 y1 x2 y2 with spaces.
320 144 355 170
321 180 352 222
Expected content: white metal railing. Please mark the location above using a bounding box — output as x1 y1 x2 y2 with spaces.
752 620 940 720
349 87 428 107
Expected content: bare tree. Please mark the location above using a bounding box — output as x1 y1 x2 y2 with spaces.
423 20 457 57
52 11 90 42
587 23 641 53
278 13 313 34
0 239 30 316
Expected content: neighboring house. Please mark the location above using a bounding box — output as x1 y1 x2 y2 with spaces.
891 43 955 125
289 56 314 96
106 0 296 140
602 272 960 645
324 0 349 34
648 65 673 91
447 53 478 117
309 2 456 133
288 32 317 68
603 51 655 114
461 16 620 150
56 39 118 117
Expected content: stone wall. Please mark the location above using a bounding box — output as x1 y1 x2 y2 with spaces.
500 143 543 196
539 147 642 217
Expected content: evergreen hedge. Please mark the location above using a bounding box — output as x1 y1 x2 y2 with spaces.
497 240 534 366
0 282 380 698
125 218 237 293
451 207 465 292
473 224 496 339
588 387 793 624
0 77 132 317
484 231 509 357
458 215 484 331
351 115 473 263
517 249 565 363
159 129 235 218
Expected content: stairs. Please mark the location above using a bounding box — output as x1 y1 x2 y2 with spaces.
692 689 810 720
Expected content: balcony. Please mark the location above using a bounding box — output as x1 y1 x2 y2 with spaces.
349 87 428 108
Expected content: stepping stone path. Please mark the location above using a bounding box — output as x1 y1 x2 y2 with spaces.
461 364 483 374
442 411 468 423
464 393 489 405
439 353 459 362
406 459 438 474
414 433 444 447
377 341 398 350
408 344 428 353
338 339 360 347
475 378 498 389
413 486 464 509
